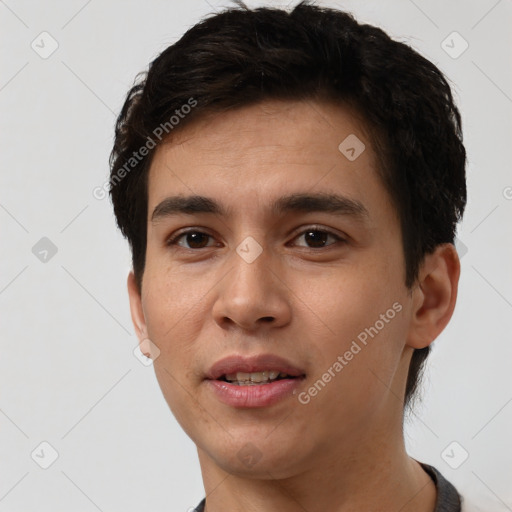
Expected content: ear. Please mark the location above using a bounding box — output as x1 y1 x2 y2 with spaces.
406 243 461 349
127 271 149 352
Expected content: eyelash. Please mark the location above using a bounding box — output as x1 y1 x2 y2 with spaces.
165 226 346 250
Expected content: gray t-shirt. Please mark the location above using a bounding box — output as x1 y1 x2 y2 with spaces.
192 461 462 511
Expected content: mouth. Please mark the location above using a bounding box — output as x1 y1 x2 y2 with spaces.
205 353 305 380
217 370 302 385
204 354 306 408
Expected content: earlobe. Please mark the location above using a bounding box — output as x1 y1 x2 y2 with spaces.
406 243 460 349
127 271 148 342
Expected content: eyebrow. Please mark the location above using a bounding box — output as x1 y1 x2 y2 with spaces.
151 192 370 224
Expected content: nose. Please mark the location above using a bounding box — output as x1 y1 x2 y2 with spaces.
212 242 292 331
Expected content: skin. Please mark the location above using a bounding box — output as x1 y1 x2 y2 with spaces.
127 99 460 512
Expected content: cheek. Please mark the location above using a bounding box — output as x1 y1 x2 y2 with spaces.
309 264 398 334
142 262 200 335
141 266 210 378
298 263 407 385
299 299 408 431
143 277 203 429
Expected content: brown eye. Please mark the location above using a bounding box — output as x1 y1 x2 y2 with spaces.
166 230 215 249
292 227 345 249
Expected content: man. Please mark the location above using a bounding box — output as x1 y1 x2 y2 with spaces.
109 1 469 510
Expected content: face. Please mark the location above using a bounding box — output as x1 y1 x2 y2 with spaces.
128 99 426 478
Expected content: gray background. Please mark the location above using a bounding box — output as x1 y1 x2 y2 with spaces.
1 0 511 510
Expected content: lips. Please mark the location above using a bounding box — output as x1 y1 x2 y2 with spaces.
205 353 306 381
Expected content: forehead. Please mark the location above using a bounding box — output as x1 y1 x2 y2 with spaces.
145 99 390 225
150 99 371 166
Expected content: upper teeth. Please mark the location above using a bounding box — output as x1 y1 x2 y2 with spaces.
224 371 288 382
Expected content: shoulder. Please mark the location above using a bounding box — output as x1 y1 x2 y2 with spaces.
418 461 462 512
192 497 206 512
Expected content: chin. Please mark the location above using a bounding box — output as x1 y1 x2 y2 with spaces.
207 435 306 479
